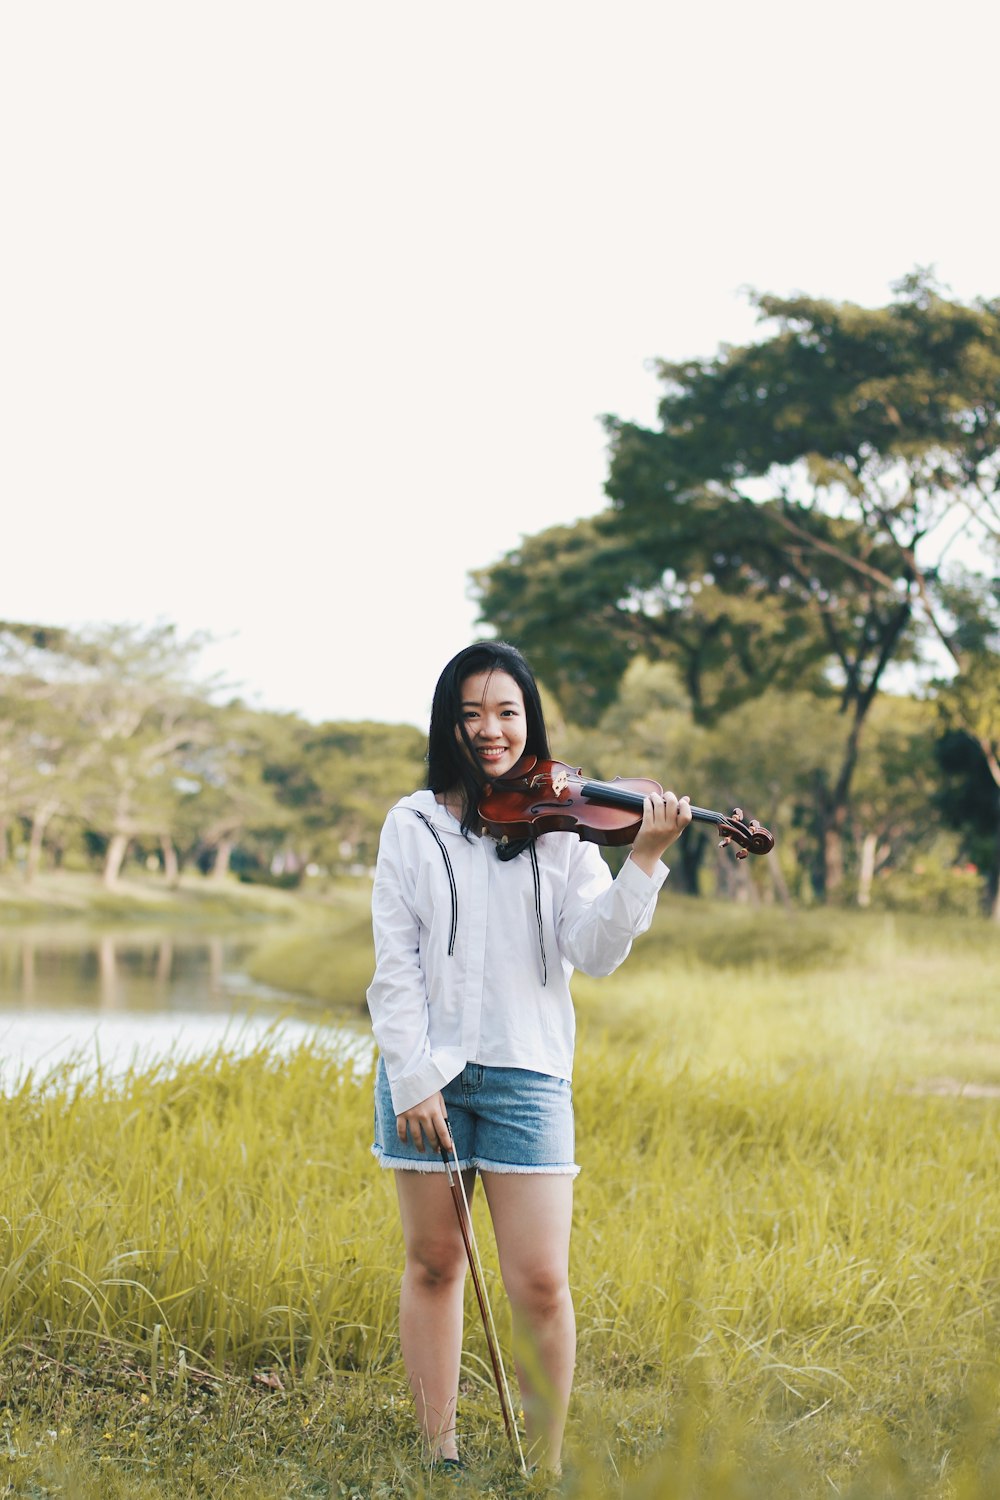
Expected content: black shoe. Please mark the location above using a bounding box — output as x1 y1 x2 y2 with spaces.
431 1457 465 1479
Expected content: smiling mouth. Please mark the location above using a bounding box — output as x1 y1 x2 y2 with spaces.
476 746 508 760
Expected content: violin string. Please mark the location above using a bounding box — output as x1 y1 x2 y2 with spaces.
525 765 765 848
568 772 728 827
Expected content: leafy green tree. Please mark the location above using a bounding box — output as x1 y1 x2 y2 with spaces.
931 573 1000 916
476 272 1000 901
555 658 843 902
173 706 294 880
279 721 427 871
934 727 1000 917
474 512 834 729
0 624 107 879
847 696 942 908
556 659 711 892
69 624 216 886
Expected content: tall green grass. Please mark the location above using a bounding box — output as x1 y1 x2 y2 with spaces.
0 1045 390 1381
3 902 1000 1496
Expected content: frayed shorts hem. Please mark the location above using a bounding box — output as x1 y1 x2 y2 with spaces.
371 1144 579 1177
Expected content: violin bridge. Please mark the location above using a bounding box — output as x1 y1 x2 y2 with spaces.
551 771 569 797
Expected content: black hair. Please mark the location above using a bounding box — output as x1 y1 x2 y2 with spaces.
427 640 551 836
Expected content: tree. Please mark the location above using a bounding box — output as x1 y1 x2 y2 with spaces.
556 659 713 893
551 658 847 903
175 706 293 881
70 624 216 886
935 728 1000 918
476 272 1000 900
0 624 107 879
847 696 942 908
932 572 1000 917
273 721 427 871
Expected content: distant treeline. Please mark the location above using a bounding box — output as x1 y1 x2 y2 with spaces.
0 621 426 890
0 616 995 916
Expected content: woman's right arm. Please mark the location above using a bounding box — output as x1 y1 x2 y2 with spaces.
366 815 435 1093
367 813 465 1129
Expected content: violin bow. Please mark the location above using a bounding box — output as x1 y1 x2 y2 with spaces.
441 1143 528 1474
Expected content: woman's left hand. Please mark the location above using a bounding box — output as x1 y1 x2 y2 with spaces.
628 792 692 877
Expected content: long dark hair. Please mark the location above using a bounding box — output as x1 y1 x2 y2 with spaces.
427 641 551 835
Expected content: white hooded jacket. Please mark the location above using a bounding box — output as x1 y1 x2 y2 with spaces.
366 790 668 1113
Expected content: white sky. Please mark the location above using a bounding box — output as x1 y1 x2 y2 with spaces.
2 0 997 728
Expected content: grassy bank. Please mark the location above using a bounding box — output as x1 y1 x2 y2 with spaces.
249 893 999 1087
0 868 308 927
2 905 999 1496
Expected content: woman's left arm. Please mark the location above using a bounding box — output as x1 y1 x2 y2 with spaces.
555 794 690 976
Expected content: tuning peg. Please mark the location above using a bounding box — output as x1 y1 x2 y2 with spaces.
731 807 745 823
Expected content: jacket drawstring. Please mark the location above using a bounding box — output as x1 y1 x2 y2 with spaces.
528 841 548 986
414 812 546 983
414 811 458 956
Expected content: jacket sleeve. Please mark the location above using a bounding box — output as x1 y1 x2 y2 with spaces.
555 841 668 976
365 814 437 1110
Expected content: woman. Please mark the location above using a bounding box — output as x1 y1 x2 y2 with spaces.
366 641 690 1473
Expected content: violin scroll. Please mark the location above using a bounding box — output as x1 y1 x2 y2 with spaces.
716 807 776 860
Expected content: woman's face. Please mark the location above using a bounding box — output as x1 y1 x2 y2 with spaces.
456 669 528 780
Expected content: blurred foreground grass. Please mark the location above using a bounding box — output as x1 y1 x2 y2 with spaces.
1 899 999 1497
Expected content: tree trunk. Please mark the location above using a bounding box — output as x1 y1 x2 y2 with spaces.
0 817 8 867
816 769 854 901
715 844 757 903
675 827 707 895
857 831 878 908
768 852 793 909
25 802 58 884
103 832 130 888
823 819 846 898
212 837 234 881
25 817 48 885
817 600 913 901
160 836 180 888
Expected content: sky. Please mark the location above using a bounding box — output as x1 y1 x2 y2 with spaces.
2 0 997 729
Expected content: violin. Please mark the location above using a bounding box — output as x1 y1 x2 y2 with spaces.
478 756 775 859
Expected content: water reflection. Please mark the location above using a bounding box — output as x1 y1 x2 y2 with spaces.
4 930 274 1014
0 927 373 1088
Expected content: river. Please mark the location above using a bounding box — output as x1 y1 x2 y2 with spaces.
0 926 373 1089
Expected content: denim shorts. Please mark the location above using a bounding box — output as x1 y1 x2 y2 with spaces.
372 1056 579 1176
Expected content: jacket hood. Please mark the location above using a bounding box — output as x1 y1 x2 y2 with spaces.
393 789 467 834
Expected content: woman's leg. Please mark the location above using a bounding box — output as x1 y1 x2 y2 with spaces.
481 1173 575 1470
395 1169 477 1461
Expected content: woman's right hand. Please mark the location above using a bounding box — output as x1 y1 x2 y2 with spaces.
397 1091 454 1155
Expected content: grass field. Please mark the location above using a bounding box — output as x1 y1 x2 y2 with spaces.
1 894 998 1497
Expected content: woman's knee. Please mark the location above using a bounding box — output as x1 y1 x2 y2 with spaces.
504 1263 571 1318
405 1235 467 1290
